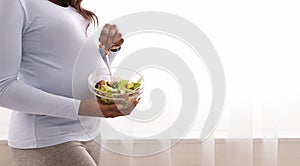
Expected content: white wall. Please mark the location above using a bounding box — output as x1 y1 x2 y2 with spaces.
82 0 300 138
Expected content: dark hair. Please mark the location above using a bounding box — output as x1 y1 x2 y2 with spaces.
67 0 98 26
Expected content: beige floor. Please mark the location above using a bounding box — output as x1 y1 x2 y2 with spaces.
1 139 300 166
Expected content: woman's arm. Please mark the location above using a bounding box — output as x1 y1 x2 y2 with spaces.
0 0 80 120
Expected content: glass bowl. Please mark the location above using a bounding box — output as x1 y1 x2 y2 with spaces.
88 67 144 107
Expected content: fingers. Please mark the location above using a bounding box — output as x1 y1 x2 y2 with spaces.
117 98 141 116
98 98 141 118
99 24 123 51
113 34 123 46
106 24 118 49
133 97 141 106
98 103 128 118
99 43 105 50
99 24 110 49
97 104 118 117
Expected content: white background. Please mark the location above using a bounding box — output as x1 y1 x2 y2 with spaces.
1 0 300 139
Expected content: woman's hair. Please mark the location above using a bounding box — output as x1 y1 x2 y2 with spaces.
67 0 98 25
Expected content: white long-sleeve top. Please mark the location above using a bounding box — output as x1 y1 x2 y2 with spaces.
0 0 115 148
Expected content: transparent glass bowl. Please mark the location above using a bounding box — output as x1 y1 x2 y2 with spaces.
88 67 144 107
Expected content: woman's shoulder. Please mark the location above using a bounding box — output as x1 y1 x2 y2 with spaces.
14 0 36 12
15 0 52 18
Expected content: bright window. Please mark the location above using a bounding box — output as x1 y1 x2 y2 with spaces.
1 0 300 140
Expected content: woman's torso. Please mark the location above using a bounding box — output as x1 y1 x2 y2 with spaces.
9 0 100 148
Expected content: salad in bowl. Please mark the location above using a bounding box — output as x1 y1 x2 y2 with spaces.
88 67 143 108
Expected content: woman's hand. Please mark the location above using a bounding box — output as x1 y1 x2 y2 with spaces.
99 24 124 55
78 98 140 118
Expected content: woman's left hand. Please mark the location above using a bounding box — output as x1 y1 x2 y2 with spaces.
99 24 124 55
78 98 141 118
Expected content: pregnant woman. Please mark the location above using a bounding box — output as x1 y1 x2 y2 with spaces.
0 0 139 165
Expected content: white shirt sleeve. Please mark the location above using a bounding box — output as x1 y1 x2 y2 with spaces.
98 48 120 64
0 0 80 120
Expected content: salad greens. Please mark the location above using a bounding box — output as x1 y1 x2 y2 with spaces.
95 77 142 94
94 77 142 105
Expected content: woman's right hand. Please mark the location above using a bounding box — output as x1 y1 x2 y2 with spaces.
99 24 124 55
78 98 140 118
